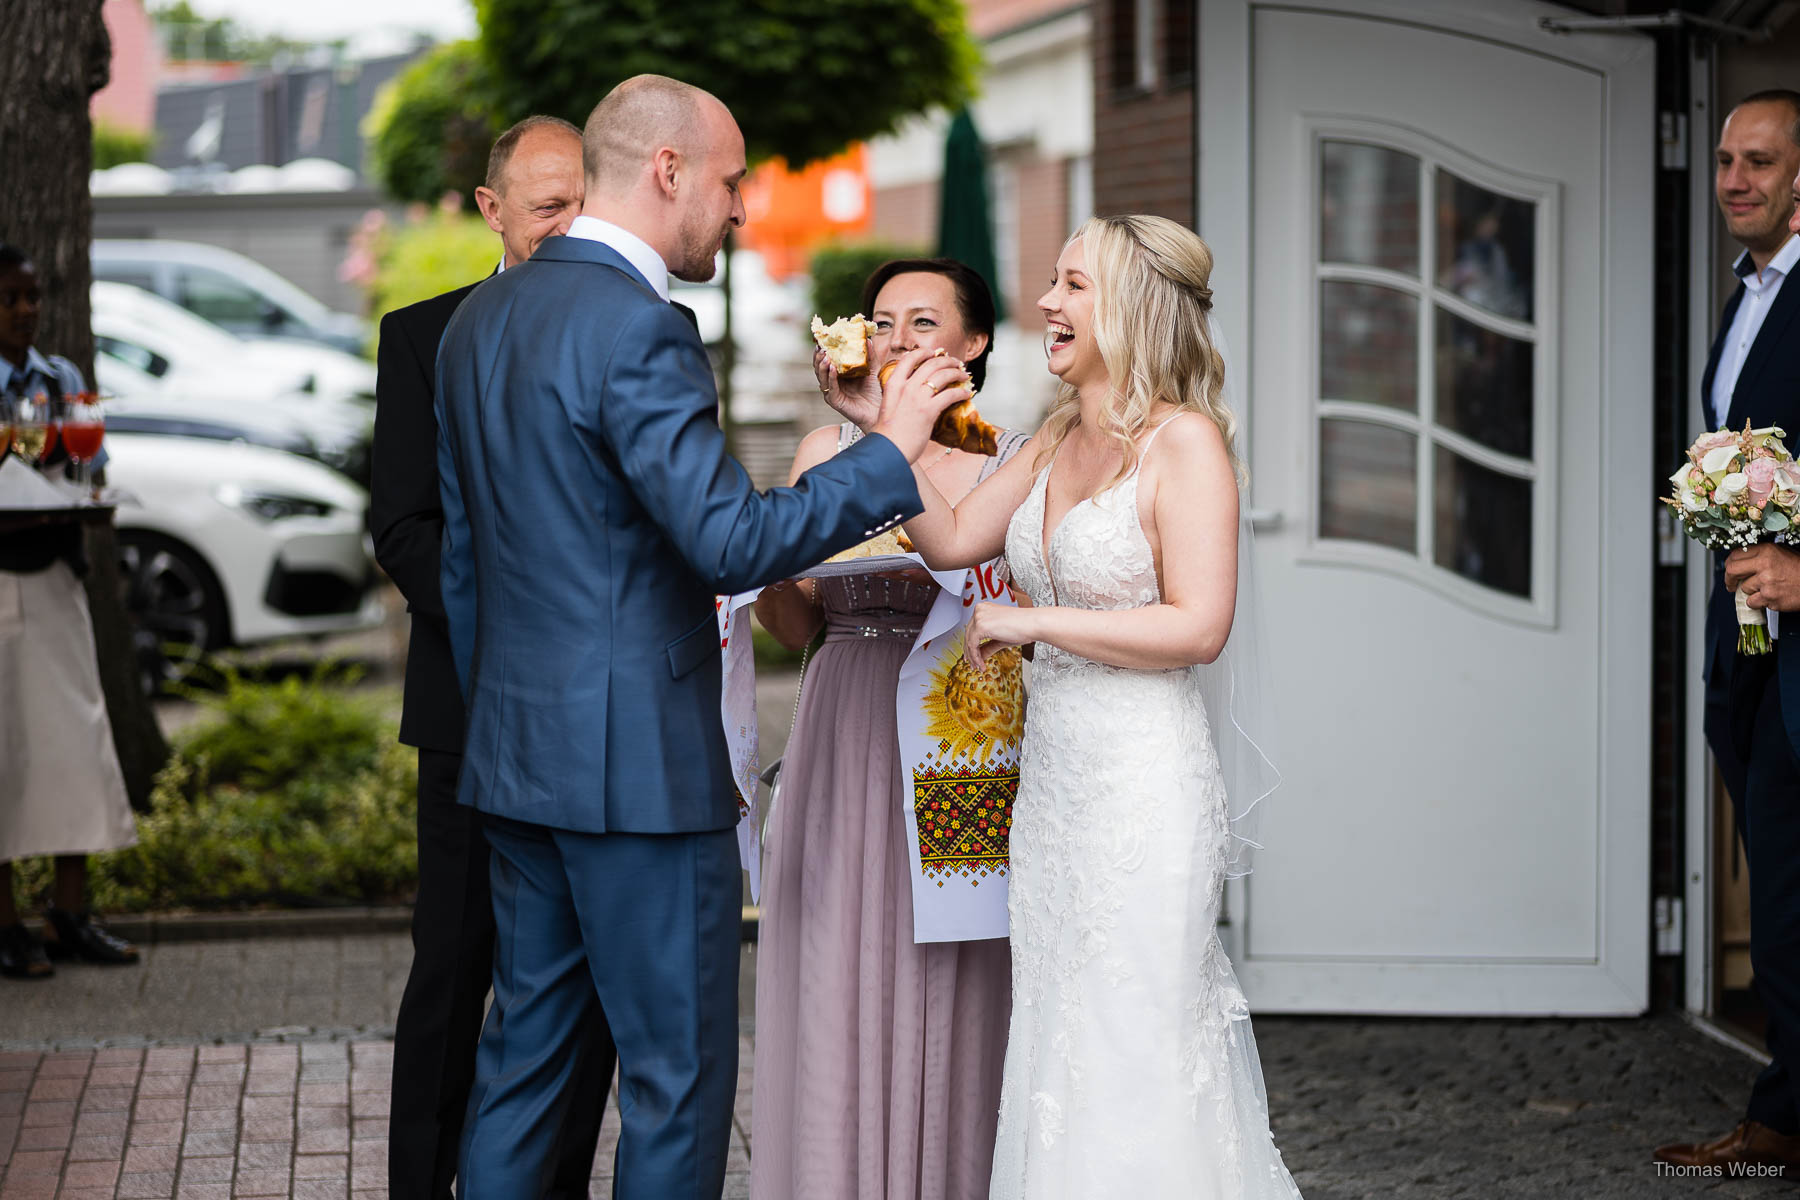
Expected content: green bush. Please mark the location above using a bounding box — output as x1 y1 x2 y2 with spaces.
366 212 497 331
364 40 501 207
15 665 417 912
809 241 929 327
93 120 153 169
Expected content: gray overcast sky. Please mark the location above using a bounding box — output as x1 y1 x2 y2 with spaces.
174 0 476 44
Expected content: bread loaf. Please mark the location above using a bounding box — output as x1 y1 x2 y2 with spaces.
878 360 1002 457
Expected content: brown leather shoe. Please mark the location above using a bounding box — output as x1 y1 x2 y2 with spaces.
1653 1121 1800 1171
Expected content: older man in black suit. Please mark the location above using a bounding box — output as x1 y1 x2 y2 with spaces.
1657 90 1800 1175
369 114 609 1200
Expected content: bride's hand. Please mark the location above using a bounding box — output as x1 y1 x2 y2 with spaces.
965 601 1036 673
814 349 882 432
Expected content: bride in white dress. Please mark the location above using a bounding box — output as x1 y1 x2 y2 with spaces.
899 215 1303 1199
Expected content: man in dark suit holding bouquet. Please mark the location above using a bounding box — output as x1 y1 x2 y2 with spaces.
1658 90 1800 1174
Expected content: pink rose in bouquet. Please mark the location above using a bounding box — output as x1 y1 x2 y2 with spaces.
1746 457 1780 507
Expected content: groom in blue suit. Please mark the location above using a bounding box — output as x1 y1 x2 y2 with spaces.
435 74 974 1198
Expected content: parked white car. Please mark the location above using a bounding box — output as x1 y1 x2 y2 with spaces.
104 432 383 691
92 281 376 403
91 282 373 483
92 239 370 355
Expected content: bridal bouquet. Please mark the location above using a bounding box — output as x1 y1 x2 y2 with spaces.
1664 423 1800 654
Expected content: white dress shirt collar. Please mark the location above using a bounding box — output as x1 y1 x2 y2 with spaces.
1732 232 1800 289
566 215 671 301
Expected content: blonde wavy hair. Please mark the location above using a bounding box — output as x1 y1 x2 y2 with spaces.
1034 214 1245 490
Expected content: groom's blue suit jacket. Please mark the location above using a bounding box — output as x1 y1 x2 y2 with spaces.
435 235 920 834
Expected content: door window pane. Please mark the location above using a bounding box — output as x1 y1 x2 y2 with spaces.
1321 281 1417 411
1435 309 1533 457
1320 419 1417 552
1434 447 1532 597
179 267 268 326
1435 171 1535 321
1320 141 1420 275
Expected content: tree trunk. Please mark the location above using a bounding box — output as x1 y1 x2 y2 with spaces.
720 230 737 455
3 1 170 811
0 0 107 373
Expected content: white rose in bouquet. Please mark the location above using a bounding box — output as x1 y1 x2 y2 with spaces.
1702 444 1742 478
1717 472 1750 503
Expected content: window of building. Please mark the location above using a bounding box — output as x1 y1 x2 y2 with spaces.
1112 0 1158 93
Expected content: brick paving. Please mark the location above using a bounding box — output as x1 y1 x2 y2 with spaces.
0 1035 755 1200
1 933 1793 1199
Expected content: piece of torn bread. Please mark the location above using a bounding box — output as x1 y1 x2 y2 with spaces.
811 314 877 377
825 527 915 563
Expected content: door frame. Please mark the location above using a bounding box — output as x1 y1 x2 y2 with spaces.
1682 41 1718 1017
1201 0 1656 1014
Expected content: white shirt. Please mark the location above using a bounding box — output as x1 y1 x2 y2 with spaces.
1709 233 1800 429
566 215 671 301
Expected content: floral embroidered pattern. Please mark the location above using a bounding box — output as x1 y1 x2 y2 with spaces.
910 765 1016 883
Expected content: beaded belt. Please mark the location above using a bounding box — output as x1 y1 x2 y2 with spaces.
823 623 921 643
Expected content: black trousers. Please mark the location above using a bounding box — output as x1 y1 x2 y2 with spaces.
1703 655 1800 1135
389 748 616 1199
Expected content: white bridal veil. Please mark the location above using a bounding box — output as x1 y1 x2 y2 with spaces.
1194 315 1281 879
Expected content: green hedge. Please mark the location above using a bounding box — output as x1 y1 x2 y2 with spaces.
808 241 928 327
14 666 416 912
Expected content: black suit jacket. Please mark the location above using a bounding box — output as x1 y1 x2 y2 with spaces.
370 282 483 752
368 280 705 753
1700 264 1800 752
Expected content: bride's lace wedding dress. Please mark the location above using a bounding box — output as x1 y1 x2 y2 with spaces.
991 428 1303 1199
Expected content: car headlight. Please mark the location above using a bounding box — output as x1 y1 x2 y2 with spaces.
215 484 335 521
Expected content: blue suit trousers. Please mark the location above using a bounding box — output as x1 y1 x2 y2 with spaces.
457 816 741 1198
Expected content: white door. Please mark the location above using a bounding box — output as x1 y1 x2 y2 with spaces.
1201 1 1655 1014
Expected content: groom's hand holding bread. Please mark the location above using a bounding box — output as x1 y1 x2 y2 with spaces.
866 346 975 462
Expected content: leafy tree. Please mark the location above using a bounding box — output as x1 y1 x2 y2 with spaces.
470 0 979 446
363 41 502 207
473 0 981 169
151 1 321 65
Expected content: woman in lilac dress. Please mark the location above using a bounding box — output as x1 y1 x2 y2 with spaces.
751 259 1024 1200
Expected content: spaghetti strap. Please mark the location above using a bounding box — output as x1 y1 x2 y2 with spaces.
1127 415 1183 480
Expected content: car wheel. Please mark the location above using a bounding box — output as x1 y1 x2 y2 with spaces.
116 531 229 694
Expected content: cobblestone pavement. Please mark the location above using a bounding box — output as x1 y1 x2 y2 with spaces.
3 938 1793 1199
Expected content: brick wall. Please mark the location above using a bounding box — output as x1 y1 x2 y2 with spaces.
1012 156 1068 328
1091 0 1195 226
870 180 938 252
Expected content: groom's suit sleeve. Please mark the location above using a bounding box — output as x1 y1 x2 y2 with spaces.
601 301 922 595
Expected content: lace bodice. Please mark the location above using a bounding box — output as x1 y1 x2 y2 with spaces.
1005 462 1161 611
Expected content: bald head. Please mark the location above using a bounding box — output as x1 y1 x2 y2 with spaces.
578 73 747 283
583 74 721 194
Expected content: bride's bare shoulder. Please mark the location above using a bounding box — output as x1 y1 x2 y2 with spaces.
1141 411 1226 477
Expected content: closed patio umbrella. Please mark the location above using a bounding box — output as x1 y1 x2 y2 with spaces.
937 108 1005 322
